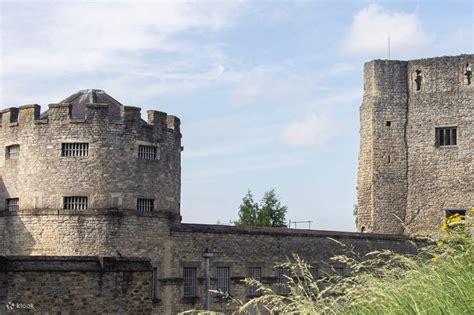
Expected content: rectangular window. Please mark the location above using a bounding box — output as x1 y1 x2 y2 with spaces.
310 267 319 280
6 145 20 160
248 267 262 296
277 268 290 295
61 143 89 157
445 209 467 218
63 196 88 210
183 267 197 297
6 198 19 211
216 267 230 295
152 267 159 300
137 198 154 213
138 145 156 160
334 267 344 276
436 127 457 147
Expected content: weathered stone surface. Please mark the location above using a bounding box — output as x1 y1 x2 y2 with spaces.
357 54 474 236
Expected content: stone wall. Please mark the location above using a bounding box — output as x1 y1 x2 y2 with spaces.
163 224 420 314
357 54 474 235
404 55 474 235
0 103 182 215
0 256 153 314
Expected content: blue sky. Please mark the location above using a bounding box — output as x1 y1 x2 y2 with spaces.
1 0 472 231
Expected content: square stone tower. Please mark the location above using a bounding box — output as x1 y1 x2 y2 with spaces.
357 54 473 235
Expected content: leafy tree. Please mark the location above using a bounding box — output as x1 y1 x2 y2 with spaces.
235 188 287 227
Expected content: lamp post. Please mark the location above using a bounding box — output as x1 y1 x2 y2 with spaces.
202 248 214 311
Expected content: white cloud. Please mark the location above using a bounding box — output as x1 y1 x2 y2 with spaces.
0 1 245 105
230 67 318 106
280 112 340 148
342 4 432 56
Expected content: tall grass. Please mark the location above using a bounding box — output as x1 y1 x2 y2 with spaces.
237 212 474 314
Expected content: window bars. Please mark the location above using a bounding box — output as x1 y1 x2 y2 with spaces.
6 198 19 211
138 145 156 160
7 145 20 160
63 196 88 210
137 199 154 213
278 268 290 295
436 127 457 146
248 267 262 296
216 267 230 294
183 267 197 297
61 143 89 157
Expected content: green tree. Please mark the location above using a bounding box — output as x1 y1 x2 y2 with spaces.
235 188 287 227
235 190 258 226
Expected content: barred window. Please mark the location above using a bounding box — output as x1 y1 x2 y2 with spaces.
63 196 88 210
6 198 19 211
138 145 156 160
152 267 159 300
6 145 20 160
248 267 262 296
436 127 457 146
277 268 290 295
216 267 230 294
61 143 89 157
334 267 344 276
137 198 154 213
183 267 197 297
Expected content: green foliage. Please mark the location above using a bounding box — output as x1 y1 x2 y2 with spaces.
233 212 474 314
234 188 288 227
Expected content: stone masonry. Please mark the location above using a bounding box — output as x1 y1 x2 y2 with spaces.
357 54 474 235
0 54 469 313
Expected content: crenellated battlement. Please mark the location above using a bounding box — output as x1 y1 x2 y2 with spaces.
0 102 181 141
0 89 182 218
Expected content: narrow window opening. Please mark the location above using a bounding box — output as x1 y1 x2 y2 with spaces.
466 63 472 85
248 267 262 297
183 267 197 297
6 145 20 160
436 127 457 147
137 198 154 212
387 154 391 164
138 145 157 160
310 267 319 280
63 196 88 210
216 267 230 295
277 268 290 295
152 267 159 300
415 70 422 90
386 121 391 127
360 226 366 233
61 143 89 157
6 198 19 211
445 209 466 218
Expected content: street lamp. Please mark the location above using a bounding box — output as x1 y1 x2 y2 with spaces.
202 248 214 311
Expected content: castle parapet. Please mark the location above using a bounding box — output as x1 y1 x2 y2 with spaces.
1 107 19 126
19 105 40 125
48 103 72 122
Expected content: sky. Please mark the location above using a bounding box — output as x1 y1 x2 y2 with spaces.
0 0 473 231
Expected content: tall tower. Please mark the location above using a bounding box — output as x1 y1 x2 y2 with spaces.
357 60 409 234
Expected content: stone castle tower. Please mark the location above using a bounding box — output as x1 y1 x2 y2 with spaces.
357 54 473 235
0 89 182 256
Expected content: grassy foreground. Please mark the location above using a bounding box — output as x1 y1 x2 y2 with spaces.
237 212 474 315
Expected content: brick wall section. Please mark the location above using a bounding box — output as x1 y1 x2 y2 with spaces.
357 54 473 235
0 103 182 216
0 256 153 314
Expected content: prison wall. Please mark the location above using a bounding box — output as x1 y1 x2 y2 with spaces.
0 256 153 314
0 103 182 214
357 60 409 234
404 54 474 235
163 224 420 314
